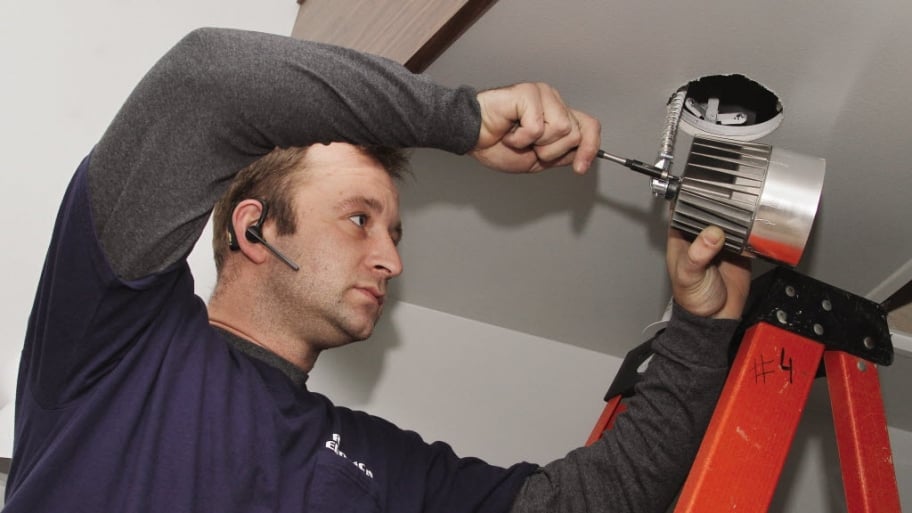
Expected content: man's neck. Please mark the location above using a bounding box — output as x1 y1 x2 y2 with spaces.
210 323 310 387
207 294 320 374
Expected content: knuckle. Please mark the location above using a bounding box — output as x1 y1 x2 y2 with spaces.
550 117 574 137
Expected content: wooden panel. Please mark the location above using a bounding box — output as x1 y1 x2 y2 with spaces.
291 0 497 72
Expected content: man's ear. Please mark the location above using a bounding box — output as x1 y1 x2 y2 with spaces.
228 199 270 264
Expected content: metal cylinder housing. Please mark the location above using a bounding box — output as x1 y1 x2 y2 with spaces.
671 136 825 266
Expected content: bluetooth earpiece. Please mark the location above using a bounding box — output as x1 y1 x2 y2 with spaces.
228 199 300 271
228 199 267 250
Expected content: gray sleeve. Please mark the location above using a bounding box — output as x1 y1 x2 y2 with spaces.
87 27 481 280
511 303 738 513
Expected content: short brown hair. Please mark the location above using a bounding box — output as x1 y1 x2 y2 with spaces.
211 144 410 274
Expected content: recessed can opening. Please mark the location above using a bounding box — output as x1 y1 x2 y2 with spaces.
677 74 783 141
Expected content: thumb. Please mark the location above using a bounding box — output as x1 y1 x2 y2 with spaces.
671 225 729 318
682 226 726 275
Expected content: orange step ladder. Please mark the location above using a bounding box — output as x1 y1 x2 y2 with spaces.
589 267 903 512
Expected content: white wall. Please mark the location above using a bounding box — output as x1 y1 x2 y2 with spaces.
0 0 296 472
889 427 912 510
0 0 297 456
1 1 909 511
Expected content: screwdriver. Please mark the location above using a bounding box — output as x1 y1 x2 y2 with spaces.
595 149 667 180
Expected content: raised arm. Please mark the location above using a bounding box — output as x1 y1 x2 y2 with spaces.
88 28 482 280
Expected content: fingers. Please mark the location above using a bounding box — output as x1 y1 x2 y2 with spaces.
571 111 600 173
496 83 546 149
475 86 533 149
474 83 600 174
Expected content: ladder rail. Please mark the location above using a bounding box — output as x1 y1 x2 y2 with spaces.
825 350 902 512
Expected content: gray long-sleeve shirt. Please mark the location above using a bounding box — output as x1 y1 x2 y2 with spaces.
83 28 736 512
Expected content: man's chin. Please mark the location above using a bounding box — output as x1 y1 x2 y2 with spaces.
346 319 377 342
335 308 381 343
355 309 385 339
348 329 374 342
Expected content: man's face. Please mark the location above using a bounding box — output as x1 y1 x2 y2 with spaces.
264 143 403 349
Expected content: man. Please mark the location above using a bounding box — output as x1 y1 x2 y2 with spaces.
6 28 749 512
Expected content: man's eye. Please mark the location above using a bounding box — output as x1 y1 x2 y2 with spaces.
350 214 368 227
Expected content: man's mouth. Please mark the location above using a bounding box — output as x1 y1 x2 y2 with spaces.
355 287 385 306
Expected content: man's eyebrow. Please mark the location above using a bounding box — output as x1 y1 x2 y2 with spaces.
335 195 383 213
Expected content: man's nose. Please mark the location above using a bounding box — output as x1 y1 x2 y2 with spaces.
372 235 403 278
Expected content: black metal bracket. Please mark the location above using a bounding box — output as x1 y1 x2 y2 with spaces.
601 266 895 404
602 336 656 402
738 266 893 366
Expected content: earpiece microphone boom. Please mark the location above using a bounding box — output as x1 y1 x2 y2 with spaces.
228 199 300 271
244 225 300 272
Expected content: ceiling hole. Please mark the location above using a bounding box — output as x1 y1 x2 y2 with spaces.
677 74 783 141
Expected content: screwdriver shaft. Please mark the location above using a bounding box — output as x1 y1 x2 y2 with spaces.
596 149 666 180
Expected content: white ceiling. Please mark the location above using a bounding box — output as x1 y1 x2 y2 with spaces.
385 0 912 428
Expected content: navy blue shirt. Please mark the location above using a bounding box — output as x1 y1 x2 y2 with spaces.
5 158 537 512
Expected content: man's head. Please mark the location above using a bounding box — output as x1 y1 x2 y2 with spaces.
209 143 410 356
212 144 408 274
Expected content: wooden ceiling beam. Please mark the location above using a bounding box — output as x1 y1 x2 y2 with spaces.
291 0 497 72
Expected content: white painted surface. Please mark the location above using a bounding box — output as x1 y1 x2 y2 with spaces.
893 330 912 358
0 0 296 461
868 258 912 304
890 426 912 510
